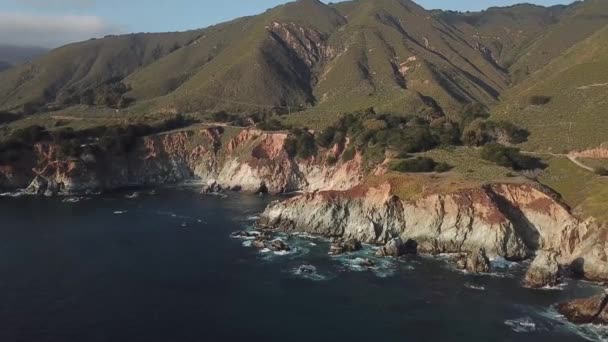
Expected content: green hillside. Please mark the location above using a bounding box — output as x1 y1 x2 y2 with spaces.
0 0 606 138
493 24 608 152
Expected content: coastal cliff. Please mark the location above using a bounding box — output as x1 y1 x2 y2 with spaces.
258 180 607 281
0 127 363 195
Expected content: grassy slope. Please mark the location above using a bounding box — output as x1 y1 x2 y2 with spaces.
285 0 511 129
508 0 608 82
493 24 608 152
0 31 203 111
437 4 564 69
539 156 608 223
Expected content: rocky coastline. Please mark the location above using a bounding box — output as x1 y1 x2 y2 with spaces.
1 126 607 326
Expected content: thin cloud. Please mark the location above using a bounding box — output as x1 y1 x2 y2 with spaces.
9 0 96 10
0 12 122 48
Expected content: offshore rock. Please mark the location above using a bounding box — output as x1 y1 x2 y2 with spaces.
557 293 608 324
329 239 362 255
466 248 492 273
523 251 561 288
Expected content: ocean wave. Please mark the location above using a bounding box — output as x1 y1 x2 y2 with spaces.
113 210 127 215
504 317 537 333
0 191 26 198
336 251 397 278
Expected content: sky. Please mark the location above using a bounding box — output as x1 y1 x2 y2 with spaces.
0 0 576 48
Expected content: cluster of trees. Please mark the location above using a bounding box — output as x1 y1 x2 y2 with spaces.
391 157 451 173
284 128 316 159
59 79 135 109
0 114 190 163
459 103 529 146
480 143 541 170
314 109 460 156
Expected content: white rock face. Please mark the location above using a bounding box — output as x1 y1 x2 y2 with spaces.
523 251 561 288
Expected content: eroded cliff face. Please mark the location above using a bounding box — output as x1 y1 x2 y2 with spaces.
259 181 608 281
0 127 363 196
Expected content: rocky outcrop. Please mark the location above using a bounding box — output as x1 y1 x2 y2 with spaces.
466 248 492 273
258 181 608 281
329 239 362 255
523 251 561 288
557 293 608 324
0 127 364 196
453 249 492 273
375 238 417 257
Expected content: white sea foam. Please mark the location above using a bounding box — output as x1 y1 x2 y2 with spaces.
260 248 271 253
464 283 485 291
113 210 127 215
242 241 252 247
504 317 537 333
62 196 88 203
125 192 140 199
0 191 26 198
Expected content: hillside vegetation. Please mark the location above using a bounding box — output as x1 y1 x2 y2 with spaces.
0 0 605 148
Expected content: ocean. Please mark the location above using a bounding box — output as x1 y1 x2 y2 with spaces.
0 188 605 342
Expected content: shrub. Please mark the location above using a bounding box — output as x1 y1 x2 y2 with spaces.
342 146 356 162
529 95 551 106
594 167 608 176
211 111 232 122
315 126 337 148
290 128 317 159
11 125 48 144
459 103 489 128
326 155 338 165
391 157 437 173
462 119 529 146
258 119 289 131
480 143 541 170
434 162 452 173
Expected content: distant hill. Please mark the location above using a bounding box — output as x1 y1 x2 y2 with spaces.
0 45 48 70
0 0 606 135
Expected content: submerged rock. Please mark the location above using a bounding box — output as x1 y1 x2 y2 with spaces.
523 251 561 288
329 239 361 255
359 258 375 268
557 293 608 324
375 238 418 257
297 265 317 275
202 181 223 194
267 239 290 252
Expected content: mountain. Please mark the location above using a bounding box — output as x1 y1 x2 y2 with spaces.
0 0 606 131
0 45 47 71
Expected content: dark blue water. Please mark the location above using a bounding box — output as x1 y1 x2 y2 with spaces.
0 188 605 342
